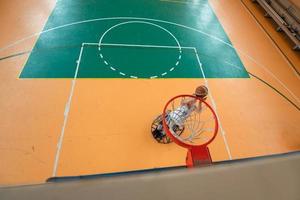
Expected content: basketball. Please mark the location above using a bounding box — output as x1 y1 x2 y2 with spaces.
195 86 208 98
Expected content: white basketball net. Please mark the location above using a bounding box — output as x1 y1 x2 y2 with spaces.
166 96 216 145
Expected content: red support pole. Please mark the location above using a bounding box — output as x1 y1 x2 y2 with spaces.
186 146 212 167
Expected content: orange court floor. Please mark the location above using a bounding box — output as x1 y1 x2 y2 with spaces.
0 0 299 186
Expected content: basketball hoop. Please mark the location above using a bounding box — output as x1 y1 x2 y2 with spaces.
162 94 219 167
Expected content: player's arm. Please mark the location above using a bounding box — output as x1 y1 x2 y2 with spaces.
196 97 207 112
181 98 196 109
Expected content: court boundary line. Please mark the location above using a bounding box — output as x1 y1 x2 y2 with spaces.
52 43 85 177
193 47 232 160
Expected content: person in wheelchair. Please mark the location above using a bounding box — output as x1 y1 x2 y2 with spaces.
152 85 208 143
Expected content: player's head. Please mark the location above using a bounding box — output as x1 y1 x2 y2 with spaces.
194 85 208 99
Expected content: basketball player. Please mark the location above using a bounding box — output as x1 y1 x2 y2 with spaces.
152 85 208 141
167 85 208 133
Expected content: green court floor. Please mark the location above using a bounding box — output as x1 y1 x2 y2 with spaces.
20 0 249 78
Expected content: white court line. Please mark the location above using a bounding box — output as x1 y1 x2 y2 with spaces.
84 42 195 49
160 0 209 7
224 60 247 71
52 43 85 177
193 47 233 160
241 51 300 103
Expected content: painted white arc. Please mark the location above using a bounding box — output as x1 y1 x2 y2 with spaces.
97 20 182 79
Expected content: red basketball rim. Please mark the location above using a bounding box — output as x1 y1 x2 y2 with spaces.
162 94 219 149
